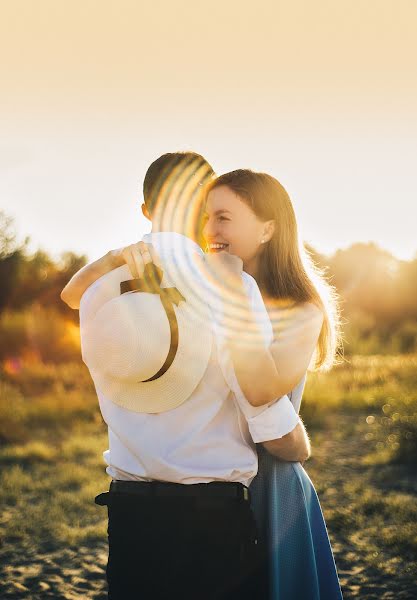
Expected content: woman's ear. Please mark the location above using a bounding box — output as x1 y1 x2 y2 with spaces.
141 203 151 221
263 219 275 243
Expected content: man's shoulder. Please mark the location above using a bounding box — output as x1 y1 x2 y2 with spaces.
241 271 257 286
241 272 263 302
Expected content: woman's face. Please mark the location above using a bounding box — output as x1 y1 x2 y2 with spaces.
202 185 271 267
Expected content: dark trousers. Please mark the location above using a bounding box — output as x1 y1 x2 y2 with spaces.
96 487 263 600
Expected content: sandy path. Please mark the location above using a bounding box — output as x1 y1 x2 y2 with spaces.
305 413 417 599
0 543 108 598
1 412 416 598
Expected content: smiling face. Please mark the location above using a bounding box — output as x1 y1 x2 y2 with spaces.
202 185 275 275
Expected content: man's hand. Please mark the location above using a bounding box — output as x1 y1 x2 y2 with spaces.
110 242 162 279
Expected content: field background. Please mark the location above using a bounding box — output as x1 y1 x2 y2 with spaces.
1 213 416 599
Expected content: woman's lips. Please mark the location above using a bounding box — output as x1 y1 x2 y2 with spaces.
208 243 229 253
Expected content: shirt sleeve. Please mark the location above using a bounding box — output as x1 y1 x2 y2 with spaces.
226 356 301 442
245 396 301 443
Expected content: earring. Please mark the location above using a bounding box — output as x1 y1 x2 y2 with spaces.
261 239 266 244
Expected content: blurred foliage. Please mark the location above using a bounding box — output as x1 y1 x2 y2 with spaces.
306 242 417 355
0 362 98 446
0 211 86 363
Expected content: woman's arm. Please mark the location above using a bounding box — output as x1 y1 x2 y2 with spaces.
60 250 124 309
204 252 323 407
227 292 323 407
61 242 160 309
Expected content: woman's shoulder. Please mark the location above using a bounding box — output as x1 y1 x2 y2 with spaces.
262 296 323 339
262 295 323 317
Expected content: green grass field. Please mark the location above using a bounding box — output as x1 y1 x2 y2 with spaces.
0 355 416 599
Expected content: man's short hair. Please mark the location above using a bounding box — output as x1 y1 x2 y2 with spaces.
143 152 215 215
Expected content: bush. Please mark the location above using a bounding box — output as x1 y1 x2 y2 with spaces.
0 306 81 363
0 311 29 360
0 381 28 445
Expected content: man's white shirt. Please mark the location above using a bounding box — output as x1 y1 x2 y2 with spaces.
79 232 300 487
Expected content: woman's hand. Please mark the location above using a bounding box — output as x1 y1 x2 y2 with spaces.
111 242 162 279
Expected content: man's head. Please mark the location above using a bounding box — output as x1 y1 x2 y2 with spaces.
141 152 215 242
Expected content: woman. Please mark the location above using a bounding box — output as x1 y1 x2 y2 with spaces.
203 171 343 600
62 168 343 599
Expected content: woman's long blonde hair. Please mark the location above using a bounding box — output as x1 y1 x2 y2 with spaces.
206 170 341 371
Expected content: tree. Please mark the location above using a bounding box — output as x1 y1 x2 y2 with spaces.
0 211 27 314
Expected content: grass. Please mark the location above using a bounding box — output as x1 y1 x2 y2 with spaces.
0 354 416 598
302 354 417 464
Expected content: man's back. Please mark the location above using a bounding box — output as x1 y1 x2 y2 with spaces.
79 231 266 486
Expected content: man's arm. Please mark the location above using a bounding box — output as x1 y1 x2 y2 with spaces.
242 393 311 463
262 419 311 463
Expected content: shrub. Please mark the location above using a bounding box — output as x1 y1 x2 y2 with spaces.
0 381 28 445
0 306 81 363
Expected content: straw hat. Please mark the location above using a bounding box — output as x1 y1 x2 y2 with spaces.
81 262 213 413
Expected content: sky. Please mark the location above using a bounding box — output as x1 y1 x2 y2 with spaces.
1 0 416 262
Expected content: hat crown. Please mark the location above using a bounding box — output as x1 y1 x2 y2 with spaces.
83 293 171 381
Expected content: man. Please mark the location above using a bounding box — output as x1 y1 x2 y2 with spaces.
62 151 309 599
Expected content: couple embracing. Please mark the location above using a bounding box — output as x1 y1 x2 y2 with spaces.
61 152 343 599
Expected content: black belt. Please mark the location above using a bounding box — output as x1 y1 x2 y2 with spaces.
106 480 250 501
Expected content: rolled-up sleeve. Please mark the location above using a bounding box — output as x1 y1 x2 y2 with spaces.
246 396 301 443
224 346 301 443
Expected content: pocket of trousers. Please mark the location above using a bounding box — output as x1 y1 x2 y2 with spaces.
94 492 110 506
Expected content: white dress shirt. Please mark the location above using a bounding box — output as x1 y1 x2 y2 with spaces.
79 232 300 487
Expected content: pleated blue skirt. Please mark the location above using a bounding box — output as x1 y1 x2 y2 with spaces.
249 444 343 599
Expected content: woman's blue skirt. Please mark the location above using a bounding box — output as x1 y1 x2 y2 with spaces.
249 444 343 599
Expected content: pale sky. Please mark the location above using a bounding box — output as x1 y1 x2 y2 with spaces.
1 0 416 262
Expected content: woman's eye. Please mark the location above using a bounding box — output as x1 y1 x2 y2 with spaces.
218 216 229 221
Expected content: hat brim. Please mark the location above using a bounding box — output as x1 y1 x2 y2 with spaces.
89 298 213 413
